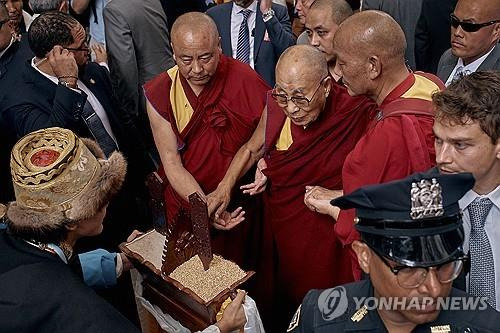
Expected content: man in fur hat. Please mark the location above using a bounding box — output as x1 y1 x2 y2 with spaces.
0 127 139 332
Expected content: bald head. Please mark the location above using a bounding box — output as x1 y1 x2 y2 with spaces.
277 45 329 81
309 0 353 25
171 12 219 47
334 10 406 65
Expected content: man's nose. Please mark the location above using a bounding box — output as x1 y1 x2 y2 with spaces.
418 269 443 299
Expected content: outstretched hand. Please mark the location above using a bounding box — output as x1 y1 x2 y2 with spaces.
212 207 246 231
240 158 268 195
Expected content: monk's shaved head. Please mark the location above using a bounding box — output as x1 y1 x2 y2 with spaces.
277 45 329 82
309 0 353 25
334 10 406 65
171 12 219 47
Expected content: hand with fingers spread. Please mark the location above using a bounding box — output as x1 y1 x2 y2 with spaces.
304 186 343 220
216 290 247 333
240 158 268 195
47 45 79 88
91 43 108 64
213 207 246 231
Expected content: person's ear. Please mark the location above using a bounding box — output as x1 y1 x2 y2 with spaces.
352 240 372 274
171 42 176 62
217 36 222 53
494 138 500 160
323 76 332 97
367 55 381 80
64 222 78 231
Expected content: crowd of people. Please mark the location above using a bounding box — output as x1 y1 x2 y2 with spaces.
0 0 499 332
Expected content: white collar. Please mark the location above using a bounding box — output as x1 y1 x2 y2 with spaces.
0 36 16 60
457 45 496 72
459 184 500 211
233 0 257 14
31 57 63 85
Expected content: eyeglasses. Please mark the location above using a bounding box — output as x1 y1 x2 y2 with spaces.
450 14 500 32
65 34 91 52
374 250 466 289
272 76 328 108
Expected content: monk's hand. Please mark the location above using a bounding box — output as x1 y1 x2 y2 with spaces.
304 186 343 220
260 0 272 13
240 158 268 195
207 183 232 221
213 207 246 231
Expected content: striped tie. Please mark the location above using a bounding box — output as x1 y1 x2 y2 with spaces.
236 9 251 64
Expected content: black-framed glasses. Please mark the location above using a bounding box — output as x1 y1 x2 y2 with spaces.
374 250 466 289
451 14 500 32
65 34 91 52
272 76 328 108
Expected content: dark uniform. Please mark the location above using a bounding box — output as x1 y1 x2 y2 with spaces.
288 170 500 333
288 280 500 332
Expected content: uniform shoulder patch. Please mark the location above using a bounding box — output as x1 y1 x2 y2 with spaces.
287 304 301 332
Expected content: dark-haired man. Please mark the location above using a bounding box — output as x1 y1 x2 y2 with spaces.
433 71 500 310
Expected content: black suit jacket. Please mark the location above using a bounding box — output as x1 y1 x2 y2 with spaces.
207 1 295 86
1 61 124 142
415 0 457 74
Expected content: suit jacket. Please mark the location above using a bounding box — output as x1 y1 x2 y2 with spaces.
1 61 124 141
436 43 500 82
415 0 457 74
207 1 295 86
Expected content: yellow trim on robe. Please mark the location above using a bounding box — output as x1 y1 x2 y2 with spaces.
401 74 441 101
167 66 194 133
275 117 293 151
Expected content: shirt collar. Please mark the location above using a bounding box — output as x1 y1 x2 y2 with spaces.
233 0 257 14
0 36 16 60
459 185 500 210
457 45 496 72
31 57 60 85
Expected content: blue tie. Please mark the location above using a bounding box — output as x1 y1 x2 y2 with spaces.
469 197 496 308
236 9 251 64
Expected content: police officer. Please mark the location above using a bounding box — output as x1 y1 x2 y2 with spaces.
288 170 500 332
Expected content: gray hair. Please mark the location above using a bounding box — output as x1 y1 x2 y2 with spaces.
29 0 65 14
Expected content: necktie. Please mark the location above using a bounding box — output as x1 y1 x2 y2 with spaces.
469 197 496 308
452 66 471 83
236 9 251 64
81 101 118 157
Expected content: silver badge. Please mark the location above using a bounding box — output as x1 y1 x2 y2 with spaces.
410 178 444 219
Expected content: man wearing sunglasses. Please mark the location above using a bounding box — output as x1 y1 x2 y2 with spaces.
437 0 500 86
288 171 500 332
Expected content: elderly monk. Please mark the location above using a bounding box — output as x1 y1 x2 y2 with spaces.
143 13 269 266
305 10 445 279
304 0 353 78
209 45 376 330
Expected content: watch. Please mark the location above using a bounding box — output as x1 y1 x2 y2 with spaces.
262 8 275 22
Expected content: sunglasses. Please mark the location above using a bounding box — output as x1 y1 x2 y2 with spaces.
451 14 500 32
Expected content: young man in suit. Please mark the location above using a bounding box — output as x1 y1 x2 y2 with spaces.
437 0 500 86
206 0 295 86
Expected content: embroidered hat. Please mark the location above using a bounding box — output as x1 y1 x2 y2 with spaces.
331 169 474 267
6 127 126 235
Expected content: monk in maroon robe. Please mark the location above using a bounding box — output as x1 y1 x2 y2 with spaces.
143 13 269 267
209 45 376 330
304 11 445 280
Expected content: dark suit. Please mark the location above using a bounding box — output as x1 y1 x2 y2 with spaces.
207 1 295 86
437 44 500 83
0 37 34 203
415 0 457 74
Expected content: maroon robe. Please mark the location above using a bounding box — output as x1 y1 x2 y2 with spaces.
261 82 376 326
335 72 445 279
143 55 270 267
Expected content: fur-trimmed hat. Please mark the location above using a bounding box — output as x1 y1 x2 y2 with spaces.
7 127 127 235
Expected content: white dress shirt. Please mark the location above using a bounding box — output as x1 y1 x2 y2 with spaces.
460 185 500 311
31 58 118 146
231 1 257 68
445 45 496 86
